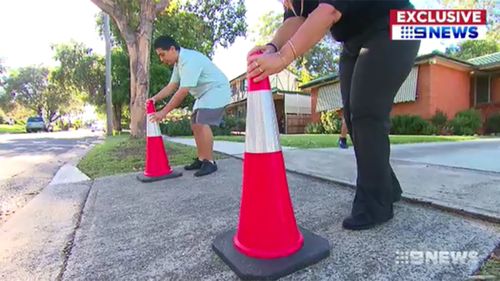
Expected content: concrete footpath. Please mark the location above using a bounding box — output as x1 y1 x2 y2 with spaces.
168 137 500 222
0 138 498 280
3 158 495 281
0 180 92 280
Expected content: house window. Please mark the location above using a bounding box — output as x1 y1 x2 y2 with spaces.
240 79 247 92
475 75 490 104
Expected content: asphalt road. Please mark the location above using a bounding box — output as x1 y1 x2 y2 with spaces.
0 130 100 226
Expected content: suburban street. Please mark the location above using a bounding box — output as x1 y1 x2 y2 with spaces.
0 130 100 226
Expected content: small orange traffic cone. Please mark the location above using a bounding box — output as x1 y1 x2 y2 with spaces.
137 100 182 182
212 53 330 280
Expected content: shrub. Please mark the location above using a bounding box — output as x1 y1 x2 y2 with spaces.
485 114 500 134
0 109 6 124
320 111 341 134
222 115 246 131
422 123 439 135
449 109 482 135
390 115 432 135
160 117 193 136
213 116 246 136
430 110 448 134
305 122 324 134
73 120 82 130
58 120 69 131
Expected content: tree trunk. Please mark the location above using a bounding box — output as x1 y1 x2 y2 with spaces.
90 0 170 137
127 8 155 137
127 43 144 137
113 103 122 132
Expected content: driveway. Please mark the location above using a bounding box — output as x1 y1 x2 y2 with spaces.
390 138 500 173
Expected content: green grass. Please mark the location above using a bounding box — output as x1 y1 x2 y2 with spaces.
213 134 478 149
78 134 225 178
476 253 499 280
0 124 25 134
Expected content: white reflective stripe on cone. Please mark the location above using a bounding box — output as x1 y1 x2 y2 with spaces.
147 114 162 137
245 89 282 153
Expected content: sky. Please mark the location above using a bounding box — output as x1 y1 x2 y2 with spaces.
0 0 104 69
0 0 464 80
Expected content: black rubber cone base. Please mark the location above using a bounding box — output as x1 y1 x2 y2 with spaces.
212 227 330 280
136 170 182 182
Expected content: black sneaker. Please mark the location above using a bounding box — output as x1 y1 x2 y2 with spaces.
194 160 218 177
184 158 203 170
338 137 348 149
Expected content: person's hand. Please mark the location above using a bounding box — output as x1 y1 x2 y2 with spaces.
246 44 276 61
149 108 167 123
247 52 288 83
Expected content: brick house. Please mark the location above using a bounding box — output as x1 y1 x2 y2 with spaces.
226 69 311 134
300 52 500 128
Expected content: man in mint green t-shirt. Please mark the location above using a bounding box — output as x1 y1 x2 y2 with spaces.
149 36 231 177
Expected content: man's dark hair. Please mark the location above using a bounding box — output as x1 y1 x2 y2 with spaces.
153 36 180 51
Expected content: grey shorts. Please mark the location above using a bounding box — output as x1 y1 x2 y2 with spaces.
191 107 225 126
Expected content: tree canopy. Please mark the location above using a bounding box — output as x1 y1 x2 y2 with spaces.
90 0 246 137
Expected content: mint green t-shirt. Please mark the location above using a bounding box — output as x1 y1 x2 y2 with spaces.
169 48 231 110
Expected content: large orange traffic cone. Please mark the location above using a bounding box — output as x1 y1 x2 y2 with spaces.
137 100 182 182
212 53 330 280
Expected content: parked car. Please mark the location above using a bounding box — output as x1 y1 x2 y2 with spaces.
25 117 47 133
91 121 105 132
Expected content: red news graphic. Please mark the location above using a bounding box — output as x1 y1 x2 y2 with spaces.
390 9 488 40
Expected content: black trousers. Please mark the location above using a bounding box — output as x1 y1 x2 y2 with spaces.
339 23 420 220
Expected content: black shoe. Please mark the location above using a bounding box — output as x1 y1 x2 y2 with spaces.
184 158 203 170
393 192 402 203
194 160 218 177
338 137 348 149
342 211 394 231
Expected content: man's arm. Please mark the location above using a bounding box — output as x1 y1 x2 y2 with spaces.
151 82 179 102
149 87 190 122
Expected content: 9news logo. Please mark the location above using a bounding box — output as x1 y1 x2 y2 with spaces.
390 10 487 40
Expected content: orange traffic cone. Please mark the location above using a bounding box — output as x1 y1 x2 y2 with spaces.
212 53 330 280
137 100 182 182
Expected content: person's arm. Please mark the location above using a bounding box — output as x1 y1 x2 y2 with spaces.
269 17 306 51
248 4 342 81
247 17 306 57
281 4 341 63
148 63 181 104
149 87 190 122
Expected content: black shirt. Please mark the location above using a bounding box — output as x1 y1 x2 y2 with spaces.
284 0 413 42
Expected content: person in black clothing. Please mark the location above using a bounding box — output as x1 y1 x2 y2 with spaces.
247 0 420 230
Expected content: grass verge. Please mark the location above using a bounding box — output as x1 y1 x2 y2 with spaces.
0 124 24 134
213 134 479 149
475 249 499 280
78 134 225 179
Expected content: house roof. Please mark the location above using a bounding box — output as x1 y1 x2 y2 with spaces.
414 52 473 67
300 51 500 90
300 52 472 90
468 52 500 68
272 88 310 96
299 74 339 90
229 72 247 83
